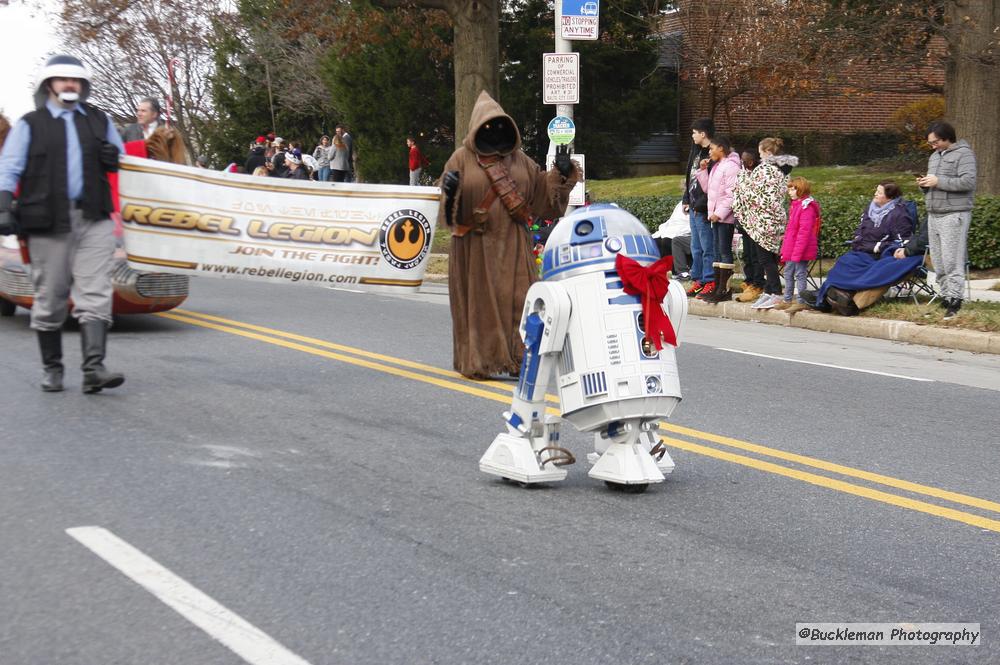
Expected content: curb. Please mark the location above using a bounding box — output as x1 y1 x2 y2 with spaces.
689 299 1000 355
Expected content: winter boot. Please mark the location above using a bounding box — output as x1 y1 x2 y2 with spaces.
37 330 64 392
714 264 735 302
80 320 125 394
737 283 764 303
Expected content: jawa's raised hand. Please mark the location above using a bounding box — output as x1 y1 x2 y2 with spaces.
441 170 460 225
555 144 574 178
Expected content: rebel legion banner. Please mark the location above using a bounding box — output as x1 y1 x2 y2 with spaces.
117 156 441 293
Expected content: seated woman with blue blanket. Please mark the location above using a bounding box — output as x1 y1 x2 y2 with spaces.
814 181 924 315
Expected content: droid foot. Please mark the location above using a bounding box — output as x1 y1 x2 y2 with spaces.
479 433 568 485
588 441 664 486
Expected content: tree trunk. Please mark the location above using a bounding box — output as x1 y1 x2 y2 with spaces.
945 0 1000 195
448 0 500 144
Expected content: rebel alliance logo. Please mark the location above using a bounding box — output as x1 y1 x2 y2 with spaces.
379 209 432 269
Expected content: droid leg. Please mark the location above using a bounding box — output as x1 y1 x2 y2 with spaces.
587 418 665 488
588 424 674 475
480 284 573 484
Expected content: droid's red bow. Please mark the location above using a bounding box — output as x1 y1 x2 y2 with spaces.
615 253 677 350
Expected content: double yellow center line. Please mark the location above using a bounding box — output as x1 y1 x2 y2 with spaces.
158 308 1000 534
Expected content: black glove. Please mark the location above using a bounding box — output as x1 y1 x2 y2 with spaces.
555 144 574 178
99 141 121 172
441 170 460 226
0 190 17 236
442 170 460 199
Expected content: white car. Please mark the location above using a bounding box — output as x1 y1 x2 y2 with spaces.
581 2 598 15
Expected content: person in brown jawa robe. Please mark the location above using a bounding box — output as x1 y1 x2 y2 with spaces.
438 91 579 379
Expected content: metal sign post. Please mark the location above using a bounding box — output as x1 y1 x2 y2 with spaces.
548 0 588 212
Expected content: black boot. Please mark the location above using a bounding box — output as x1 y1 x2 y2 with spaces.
715 264 735 302
943 298 962 320
80 320 124 394
37 330 64 392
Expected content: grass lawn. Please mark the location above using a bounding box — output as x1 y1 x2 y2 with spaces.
587 165 922 201
859 299 1000 333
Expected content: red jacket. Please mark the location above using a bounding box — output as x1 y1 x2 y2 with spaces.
780 196 821 262
409 144 429 171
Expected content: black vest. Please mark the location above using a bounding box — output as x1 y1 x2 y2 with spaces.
17 103 114 234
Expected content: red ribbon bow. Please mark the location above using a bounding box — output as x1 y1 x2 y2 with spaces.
615 253 677 350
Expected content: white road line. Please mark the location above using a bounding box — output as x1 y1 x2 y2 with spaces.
715 348 935 382
66 526 313 665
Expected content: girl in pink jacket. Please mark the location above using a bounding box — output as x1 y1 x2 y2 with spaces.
694 135 742 302
778 176 821 309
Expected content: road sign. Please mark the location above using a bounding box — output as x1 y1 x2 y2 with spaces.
560 0 599 40
543 53 580 105
547 116 576 145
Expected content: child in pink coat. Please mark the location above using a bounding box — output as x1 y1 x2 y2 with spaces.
778 176 820 309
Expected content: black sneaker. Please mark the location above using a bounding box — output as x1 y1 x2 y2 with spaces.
943 299 962 320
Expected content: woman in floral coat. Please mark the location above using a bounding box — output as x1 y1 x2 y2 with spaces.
732 137 798 309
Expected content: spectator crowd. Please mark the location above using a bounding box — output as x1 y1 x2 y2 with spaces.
664 118 977 320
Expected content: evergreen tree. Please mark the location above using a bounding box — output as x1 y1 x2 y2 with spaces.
322 13 454 184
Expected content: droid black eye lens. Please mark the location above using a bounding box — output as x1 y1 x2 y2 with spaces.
575 220 594 236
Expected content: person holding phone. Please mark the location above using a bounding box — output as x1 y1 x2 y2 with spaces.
917 120 977 319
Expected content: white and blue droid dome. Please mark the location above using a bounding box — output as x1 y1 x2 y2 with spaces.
541 204 659 281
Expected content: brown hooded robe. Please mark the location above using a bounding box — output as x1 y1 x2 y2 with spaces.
438 91 579 379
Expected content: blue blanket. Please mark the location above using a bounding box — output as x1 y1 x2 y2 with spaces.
817 249 925 305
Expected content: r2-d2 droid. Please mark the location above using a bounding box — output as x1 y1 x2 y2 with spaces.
478 204 688 492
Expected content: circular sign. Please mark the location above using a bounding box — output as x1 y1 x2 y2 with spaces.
547 115 576 145
379 209 432 270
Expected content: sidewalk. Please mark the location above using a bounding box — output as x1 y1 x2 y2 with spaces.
422 258 1000 355
688 280 1000 355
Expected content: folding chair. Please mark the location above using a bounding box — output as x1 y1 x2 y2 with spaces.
888 249 937 304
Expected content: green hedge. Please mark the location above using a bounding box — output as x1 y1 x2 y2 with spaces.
608 195 1000 270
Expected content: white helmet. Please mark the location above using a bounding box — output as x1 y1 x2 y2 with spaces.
34 54 92 109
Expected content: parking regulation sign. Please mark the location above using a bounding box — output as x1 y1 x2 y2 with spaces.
543 53 579 104
561 0 599 40
547 116 576 145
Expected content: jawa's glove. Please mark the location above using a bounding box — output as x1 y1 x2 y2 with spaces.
0 191 18 236
441 170 460 226
555 144 574 178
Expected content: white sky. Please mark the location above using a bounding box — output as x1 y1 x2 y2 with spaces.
0 1 59 120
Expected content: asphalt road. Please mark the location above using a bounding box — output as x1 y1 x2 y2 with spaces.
1 276 998 665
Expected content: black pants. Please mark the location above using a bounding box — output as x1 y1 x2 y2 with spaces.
758 248 782 294
739 227 764 287
655 237 692 276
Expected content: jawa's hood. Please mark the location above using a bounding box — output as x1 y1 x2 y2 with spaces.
463 90 521 157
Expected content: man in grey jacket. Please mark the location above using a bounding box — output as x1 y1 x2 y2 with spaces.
917 121 977 319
